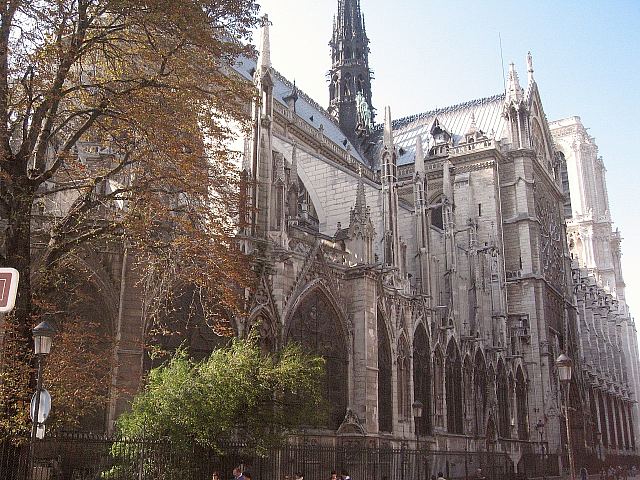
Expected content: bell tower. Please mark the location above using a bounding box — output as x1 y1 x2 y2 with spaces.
328 0 374 141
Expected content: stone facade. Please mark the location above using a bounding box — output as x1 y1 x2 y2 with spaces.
234 1 640 472
551 116 640 460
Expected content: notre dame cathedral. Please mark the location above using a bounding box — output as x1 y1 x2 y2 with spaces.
2 0 636 476
234 0 640 473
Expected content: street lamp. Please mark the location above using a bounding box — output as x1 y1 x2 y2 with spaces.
535 419 546 480
413 401 424 480
556 353 575 480
28 319 56 479
413 400 424 444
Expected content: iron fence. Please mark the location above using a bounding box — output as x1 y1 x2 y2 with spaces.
1 434 522 480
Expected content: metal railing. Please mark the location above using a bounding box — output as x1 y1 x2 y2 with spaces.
0 434 522 480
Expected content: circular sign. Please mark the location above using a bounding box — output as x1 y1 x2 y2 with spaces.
30 389 51 423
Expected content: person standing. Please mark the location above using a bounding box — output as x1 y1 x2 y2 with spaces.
233 466 246 480
580 467 589 480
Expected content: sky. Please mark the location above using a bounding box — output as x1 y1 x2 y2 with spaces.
253 0 640 319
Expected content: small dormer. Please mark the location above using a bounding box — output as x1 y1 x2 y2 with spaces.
463 113 487 144
429 117 451 156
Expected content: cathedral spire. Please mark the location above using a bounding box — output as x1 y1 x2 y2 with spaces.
256 14 271 76
383 106 394 148
526 51 534 84
329 0 374 142
505 62 523 105
414 135 425 176
354 167 367 213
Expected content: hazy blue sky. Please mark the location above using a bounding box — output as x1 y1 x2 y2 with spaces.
254 0 640 318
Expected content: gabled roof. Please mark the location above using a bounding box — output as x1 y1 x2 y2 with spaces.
233 56 366 164
370 94 508 166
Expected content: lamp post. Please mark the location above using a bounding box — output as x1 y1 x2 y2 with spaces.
535 419 546 480
413 401 424 480
556 353 575 480
28 320 55 480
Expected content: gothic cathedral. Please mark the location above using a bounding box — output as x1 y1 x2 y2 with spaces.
236 0 640 473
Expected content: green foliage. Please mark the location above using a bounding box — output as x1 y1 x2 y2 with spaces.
116 333 326 451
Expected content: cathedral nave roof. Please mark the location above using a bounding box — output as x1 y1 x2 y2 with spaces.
234 55 367 165
370 94 508 167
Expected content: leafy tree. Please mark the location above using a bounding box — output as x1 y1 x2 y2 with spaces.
0 0 259 435
116 334 326 450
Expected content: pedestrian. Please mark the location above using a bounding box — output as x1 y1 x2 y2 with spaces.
212 472 220 480
475 468 486 480
438 472 446 480
294 472 304 480
330 471 338 480
580 467 588 480
233 466 246 480
341 470 351 480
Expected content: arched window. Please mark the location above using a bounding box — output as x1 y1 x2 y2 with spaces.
497 362 511 438
607 395 616 447
621 401 630 450
474 352 487 436
397 337 410 419
287 288 348 430
431 204 444 230
378 308 393 432
434 349 444 428
598 391 609 447
463 356 473 434
516 368 528 440
413 325 432 435
446 341 463 434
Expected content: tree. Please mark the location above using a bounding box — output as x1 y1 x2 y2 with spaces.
0 0 260 435
116 333 326 449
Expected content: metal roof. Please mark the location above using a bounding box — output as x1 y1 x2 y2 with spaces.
371 94 508 166
233 56 366 164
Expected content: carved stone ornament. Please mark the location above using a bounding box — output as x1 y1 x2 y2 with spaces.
337 408 366 435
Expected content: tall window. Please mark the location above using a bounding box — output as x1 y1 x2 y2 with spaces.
287 289 348 430
378 308 393 432
598 391 609 447
516 368 528 440
446 341 463 434
413 326 432 435
497 363 511 438
463 356 473 434
434 350 444 428
397 338 410 419
474 352 487 436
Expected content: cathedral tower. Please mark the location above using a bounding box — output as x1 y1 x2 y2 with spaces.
328 0 374 142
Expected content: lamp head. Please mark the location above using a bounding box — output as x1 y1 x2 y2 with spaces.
32 320 56 355
412 400 424 419
556 353 573 384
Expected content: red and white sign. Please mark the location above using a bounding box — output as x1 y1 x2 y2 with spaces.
0 268 19 313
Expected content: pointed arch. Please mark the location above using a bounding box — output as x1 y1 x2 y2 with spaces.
515 366 529 440
474 349 487 436
247 306 279 353
497 360 511 438
286 284 348 430
413 324 432 435
377 306 393 433
397 334 410 420
446 339 463 434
